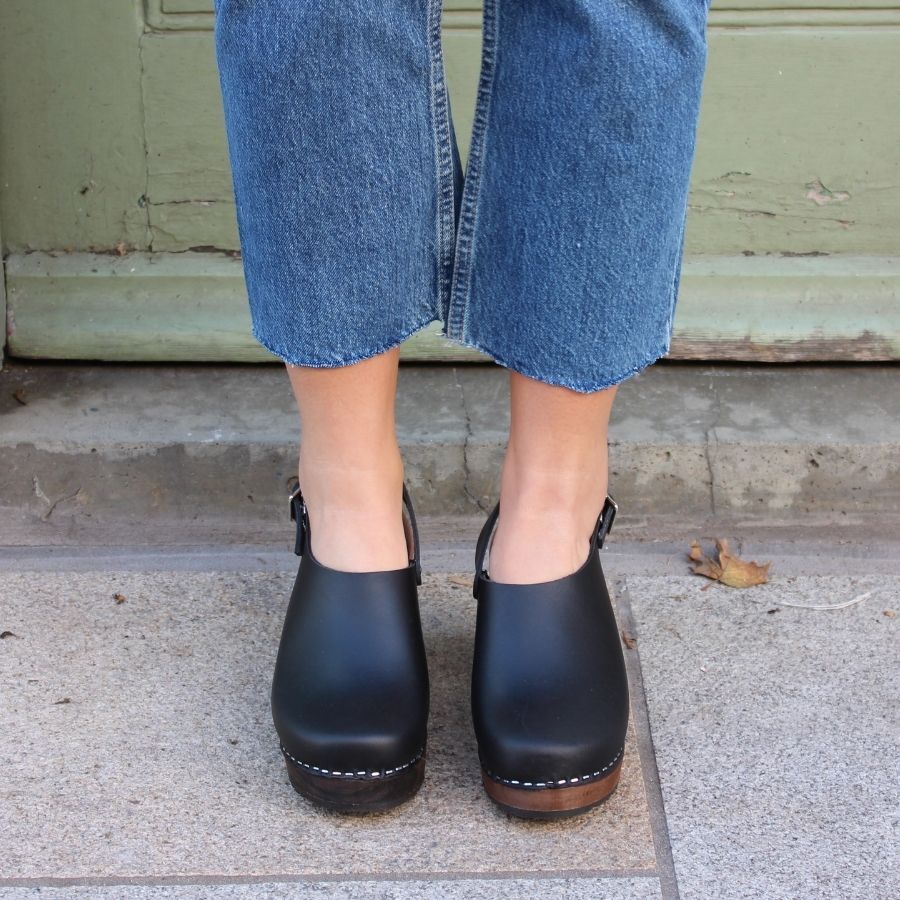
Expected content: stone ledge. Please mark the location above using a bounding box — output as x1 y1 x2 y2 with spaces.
0 361 897 544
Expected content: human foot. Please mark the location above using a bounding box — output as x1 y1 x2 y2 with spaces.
486 467 610 584
296 448 411 572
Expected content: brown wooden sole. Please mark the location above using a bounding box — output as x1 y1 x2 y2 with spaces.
284 754 425 814
481 759 622 820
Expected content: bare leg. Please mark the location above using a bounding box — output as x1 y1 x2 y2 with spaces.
287 346 410 572
488 372 618 584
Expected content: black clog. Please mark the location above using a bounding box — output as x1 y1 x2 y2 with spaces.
271 480 429 813
470 494 628 819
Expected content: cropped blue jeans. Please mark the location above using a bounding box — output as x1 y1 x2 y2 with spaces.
213 1 710 393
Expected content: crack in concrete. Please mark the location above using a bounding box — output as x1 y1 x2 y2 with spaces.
33 476 83 521
704 379 722 518
452 366 487 513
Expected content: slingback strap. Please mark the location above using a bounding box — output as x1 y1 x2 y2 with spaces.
473 494 618 600
594 494 618 552
401 481 423 586
288 480 422 585
289 481 308 557
472 501 501 600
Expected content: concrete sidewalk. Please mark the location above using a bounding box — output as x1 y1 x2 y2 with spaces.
1 360 898 897
1 538 897 899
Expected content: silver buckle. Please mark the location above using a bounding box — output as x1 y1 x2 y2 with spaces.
597 494 617 549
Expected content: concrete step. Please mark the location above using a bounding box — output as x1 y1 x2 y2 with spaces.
1 360 898 546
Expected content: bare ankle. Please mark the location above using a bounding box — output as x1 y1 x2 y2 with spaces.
295 448 409 572
488 454 609 583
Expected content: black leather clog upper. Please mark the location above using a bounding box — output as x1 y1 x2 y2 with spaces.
470 496 629 787
271 483 429 775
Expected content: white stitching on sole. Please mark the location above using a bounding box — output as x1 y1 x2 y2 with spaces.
280 744 424 780
482 746 624 790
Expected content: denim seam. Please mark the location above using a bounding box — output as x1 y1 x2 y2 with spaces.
427 0 456 323
250 313 436 369
440 331 673 394
445 0 499 340
664 206 689 347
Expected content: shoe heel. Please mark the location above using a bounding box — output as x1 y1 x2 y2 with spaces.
284 753 426 814
480 757 622 820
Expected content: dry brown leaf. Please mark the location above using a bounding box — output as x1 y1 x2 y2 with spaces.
688 539 725 580
716 538 771 588
621 630 637 650
884 609 896 618
113 592 127 604
688 538 770 588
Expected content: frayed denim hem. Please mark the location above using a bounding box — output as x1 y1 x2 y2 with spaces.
439 332 672 394
251 315 439 369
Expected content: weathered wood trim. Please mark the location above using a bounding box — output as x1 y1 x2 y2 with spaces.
671 255 900 361
6 252 898 363
143 0 900 30
143 1 490 31
712 9 900 25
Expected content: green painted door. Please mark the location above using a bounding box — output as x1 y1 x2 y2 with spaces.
1 0 898 362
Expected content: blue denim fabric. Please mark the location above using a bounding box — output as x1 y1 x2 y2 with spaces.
213 1 709 392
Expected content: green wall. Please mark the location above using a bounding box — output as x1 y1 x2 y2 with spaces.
1 0 898 362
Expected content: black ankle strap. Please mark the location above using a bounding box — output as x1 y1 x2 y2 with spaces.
472 494 618 600
287 481 422 585
472 501 501 599
593 494 618 552
401 481 423 586
288 482 308 557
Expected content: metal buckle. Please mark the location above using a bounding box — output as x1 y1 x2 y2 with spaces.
595 494 617 550
288 483 307 556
